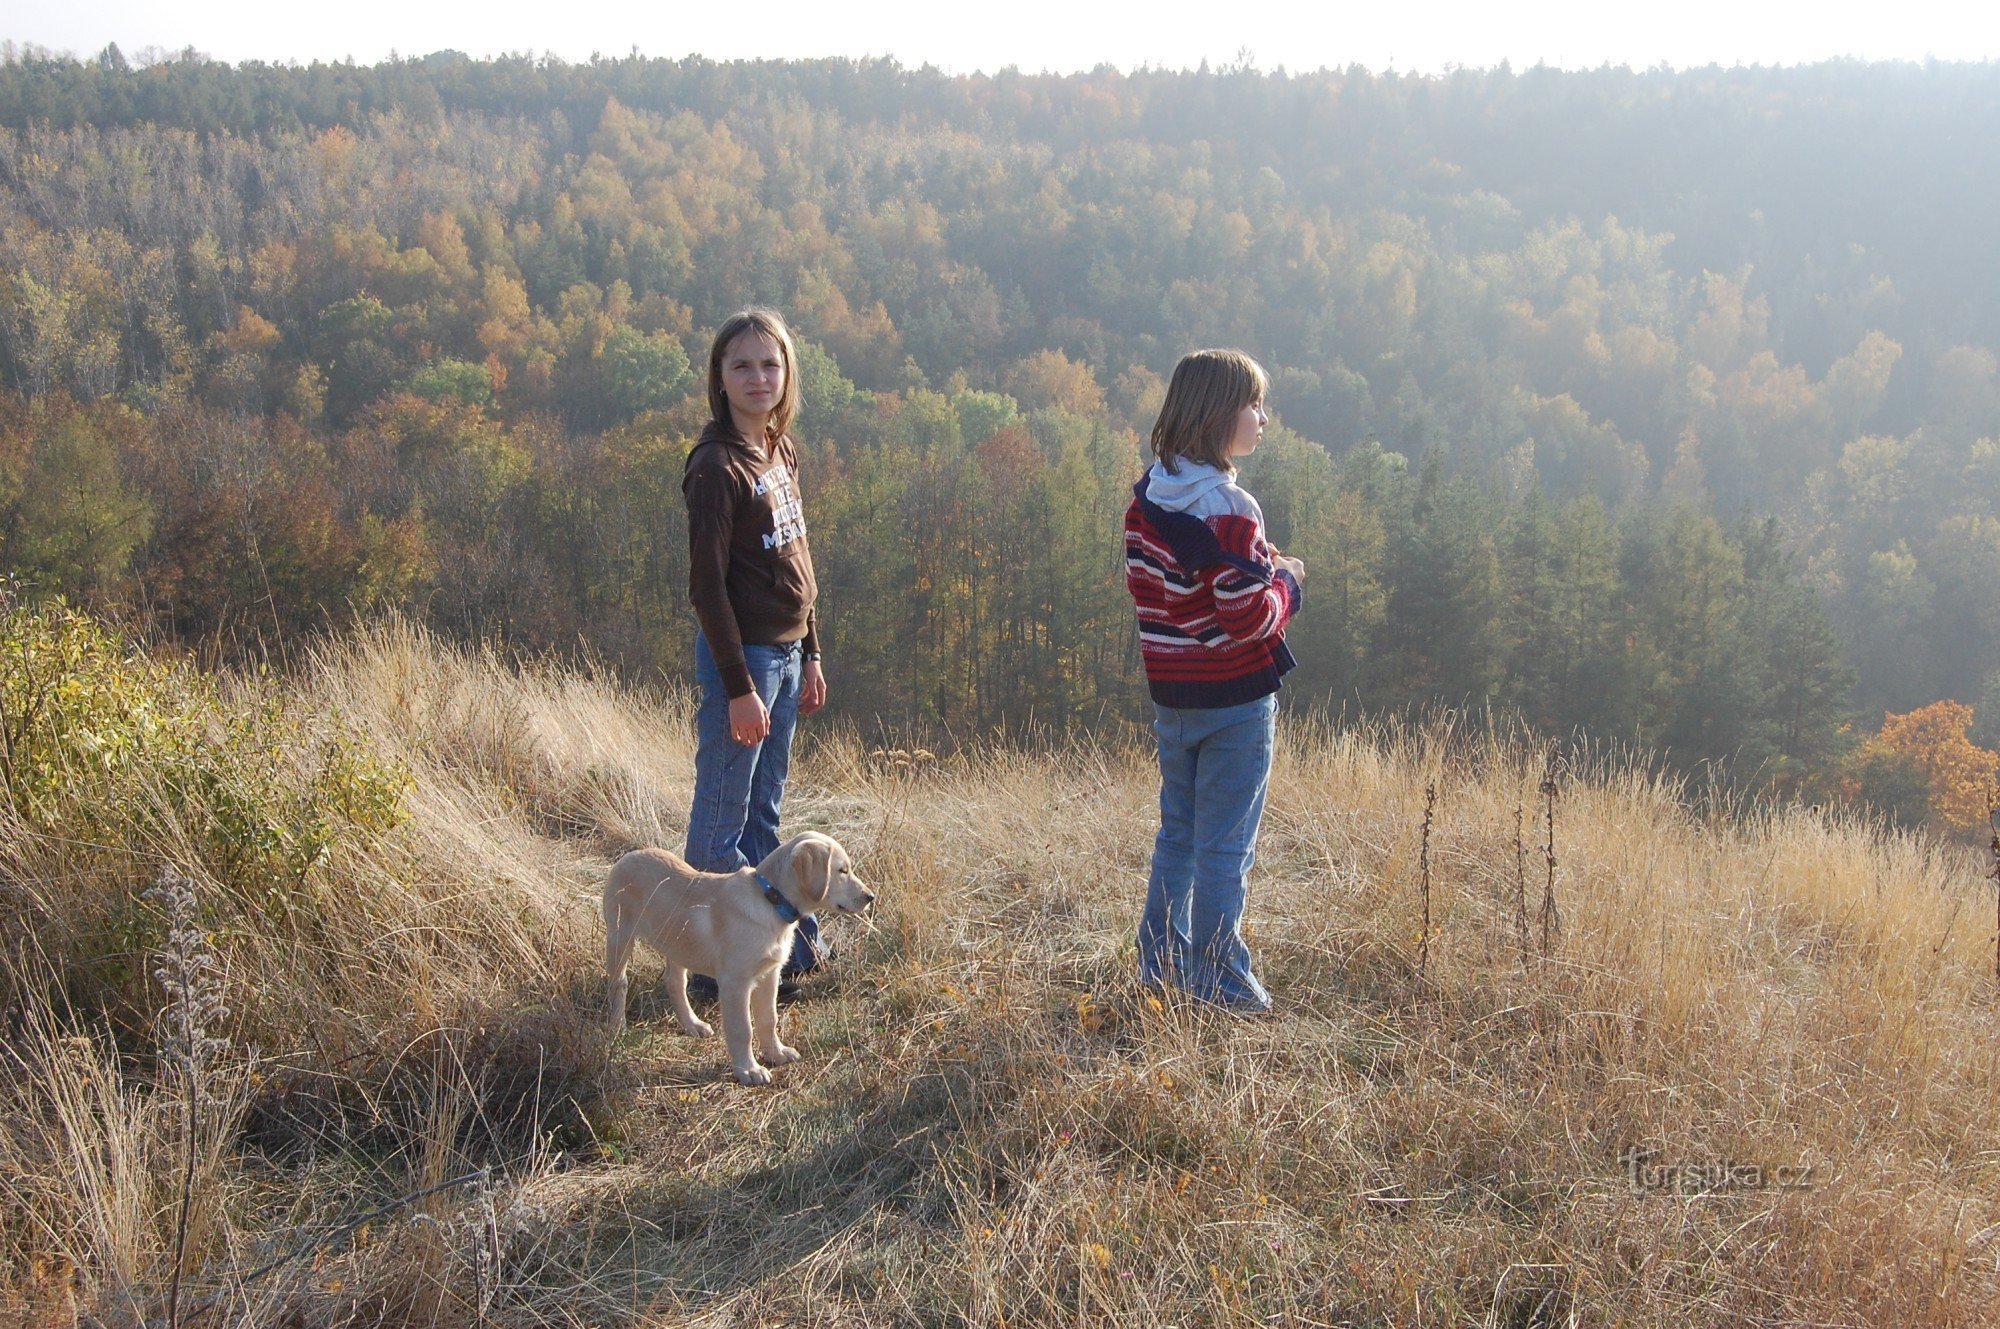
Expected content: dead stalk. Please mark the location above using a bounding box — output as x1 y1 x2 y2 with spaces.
147 868 230 1329
1989 788 1999 986
1540 747 1562 959
1513 803 1531 966
1418 779 1437 982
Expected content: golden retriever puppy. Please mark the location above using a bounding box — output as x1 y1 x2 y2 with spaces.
603 831 873 1085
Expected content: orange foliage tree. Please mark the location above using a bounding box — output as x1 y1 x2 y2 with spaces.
1874 701 2000 832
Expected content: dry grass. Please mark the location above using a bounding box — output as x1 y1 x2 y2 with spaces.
4 619 1998 1326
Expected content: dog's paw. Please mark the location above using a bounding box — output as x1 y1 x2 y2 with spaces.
733 1062 774 1086
764 1043 800 1065
679 1018 714 1039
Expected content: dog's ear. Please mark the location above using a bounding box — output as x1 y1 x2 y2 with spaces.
792 836 833 906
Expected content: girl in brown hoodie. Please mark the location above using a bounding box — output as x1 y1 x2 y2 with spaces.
682 308 828 980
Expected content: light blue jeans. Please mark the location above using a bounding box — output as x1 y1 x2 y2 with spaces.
1137 694 1275 1011
687 633 822 973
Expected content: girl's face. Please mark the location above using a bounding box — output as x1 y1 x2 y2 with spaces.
721 328 787 431
1227 397 1269 458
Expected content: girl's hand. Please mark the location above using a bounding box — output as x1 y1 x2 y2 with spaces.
1277 554 1306 582
800 658 828 715
729 691 770 745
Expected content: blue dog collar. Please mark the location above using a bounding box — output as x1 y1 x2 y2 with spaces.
757 872 801 924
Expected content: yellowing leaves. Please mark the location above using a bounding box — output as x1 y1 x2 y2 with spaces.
1875 701 1999 832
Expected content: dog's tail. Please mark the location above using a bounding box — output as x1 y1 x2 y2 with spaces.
601 870 625 933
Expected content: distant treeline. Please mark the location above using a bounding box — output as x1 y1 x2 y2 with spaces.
1 48 1997 790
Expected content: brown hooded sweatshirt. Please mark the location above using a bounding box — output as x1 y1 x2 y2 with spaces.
682 420 820 698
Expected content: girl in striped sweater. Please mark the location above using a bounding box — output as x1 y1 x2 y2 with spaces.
1123 349 1304 1013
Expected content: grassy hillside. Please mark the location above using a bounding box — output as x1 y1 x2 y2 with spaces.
2 613 1996 1325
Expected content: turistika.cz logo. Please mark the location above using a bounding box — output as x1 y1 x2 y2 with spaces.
1619 1146 1816 1195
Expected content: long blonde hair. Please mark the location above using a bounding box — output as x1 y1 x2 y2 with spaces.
1149 348 1269 474
706 307 802 442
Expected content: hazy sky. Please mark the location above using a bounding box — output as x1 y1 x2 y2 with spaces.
7 0 2000 74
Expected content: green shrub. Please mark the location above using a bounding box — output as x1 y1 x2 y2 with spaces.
0 590 410 946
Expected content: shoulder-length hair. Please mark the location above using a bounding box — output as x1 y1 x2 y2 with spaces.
1149 348 1268 474
706 307 802 442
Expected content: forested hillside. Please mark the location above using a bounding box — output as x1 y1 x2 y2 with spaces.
3 48 1998 806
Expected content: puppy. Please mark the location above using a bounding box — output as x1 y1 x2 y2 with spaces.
603 831 873 1085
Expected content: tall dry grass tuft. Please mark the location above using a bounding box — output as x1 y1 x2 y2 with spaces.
4 617 1999 1324
3 951 157 1324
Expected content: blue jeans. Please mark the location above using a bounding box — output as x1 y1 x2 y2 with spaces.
1137 694 1275 1011
687 633 822 974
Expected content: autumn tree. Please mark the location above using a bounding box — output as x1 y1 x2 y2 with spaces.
1873 701 2000 833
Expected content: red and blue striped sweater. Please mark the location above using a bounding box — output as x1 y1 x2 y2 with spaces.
1124 462 1302 709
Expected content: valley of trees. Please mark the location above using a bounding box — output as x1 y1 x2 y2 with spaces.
3 47 1998 818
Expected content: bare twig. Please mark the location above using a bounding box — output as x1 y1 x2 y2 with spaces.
1418 779 1437 982
1988 788 1999 986
1540 747 1562 959
1513 803 1531 966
